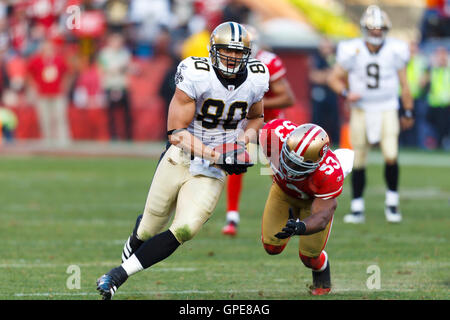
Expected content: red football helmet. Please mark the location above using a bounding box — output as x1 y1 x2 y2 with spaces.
279 123 330 180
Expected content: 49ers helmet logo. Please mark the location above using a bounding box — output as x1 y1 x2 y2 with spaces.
280 124 330 180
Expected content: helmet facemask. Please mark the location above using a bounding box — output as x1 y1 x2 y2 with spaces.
279 143 323 180
211 44 251 76
278 124 330 181
362 27 389 46
209 22 252 77
360 5 391 46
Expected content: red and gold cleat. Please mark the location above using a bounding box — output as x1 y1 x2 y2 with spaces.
222 222 237 236
310 287 331 296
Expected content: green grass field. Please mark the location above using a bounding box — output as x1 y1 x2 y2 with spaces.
0 149 449 300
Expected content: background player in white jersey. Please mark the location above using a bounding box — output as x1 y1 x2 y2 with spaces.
96 22 269 299
327 5 414 224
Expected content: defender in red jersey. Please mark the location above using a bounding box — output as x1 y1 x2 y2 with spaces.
259 118 354 295
223 26 295 236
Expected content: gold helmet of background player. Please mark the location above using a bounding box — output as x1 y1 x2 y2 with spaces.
280 123 330 180
360 5 391 46
243 24 260 58
209 22 251 76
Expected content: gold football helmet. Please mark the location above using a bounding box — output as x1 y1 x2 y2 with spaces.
360 5 391 46
280 123 330 180
209 22 251 76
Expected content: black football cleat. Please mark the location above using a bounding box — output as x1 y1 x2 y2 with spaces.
96 274 118 300
96 266 128 300
310 261 331 296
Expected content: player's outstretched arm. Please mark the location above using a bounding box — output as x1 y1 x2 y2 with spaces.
275 198 337 239
304 198 337 234
167 88 220 163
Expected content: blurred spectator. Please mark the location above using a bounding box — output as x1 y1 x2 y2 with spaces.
180 6 221 60
222 0 250 24
97 32 132 141
420 0 450 43
68 0 107 63
3 53 27 106
400 41 428 147
158 28 183 136
8 1 31 56
422 46 450 150
182 0 251 60
72 55 103 109
181 16 210 59
27 0 65 32
128 0 173 58
193 0 225 30
103 0 130 32
0 6 9 56
0 105 18 143
27 39 71 146
308 38 340 145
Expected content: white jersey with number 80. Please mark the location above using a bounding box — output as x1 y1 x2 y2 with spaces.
175 56 269 148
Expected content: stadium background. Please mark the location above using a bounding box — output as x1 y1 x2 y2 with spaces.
0 0 448 149
0 0 449 302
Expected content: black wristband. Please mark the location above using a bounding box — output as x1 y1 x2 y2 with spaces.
403 109 414 118
167 128 187 137
246 114 264 120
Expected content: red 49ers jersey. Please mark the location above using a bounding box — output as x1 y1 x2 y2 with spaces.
260 119 344 200
256 50 287 122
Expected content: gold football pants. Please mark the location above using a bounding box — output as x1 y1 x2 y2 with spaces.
261 182 333 258
137 145 225 243
350 108 400 168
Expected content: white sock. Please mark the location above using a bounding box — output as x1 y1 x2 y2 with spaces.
351 198 364 213
226 210 240 224
121 254 143 276
385 190 399 207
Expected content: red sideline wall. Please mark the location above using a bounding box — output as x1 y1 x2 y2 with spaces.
9 52 311 141
276 51 311 125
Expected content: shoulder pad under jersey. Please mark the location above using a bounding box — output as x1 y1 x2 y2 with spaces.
175 56 212 99
385 37 410 69
336 38 363 70
246 58 270 100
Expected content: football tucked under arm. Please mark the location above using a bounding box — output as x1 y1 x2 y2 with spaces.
213 142 253 175
333 148 354 178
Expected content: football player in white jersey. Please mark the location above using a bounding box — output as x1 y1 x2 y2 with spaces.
96 22 269 299
327 5 414 224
